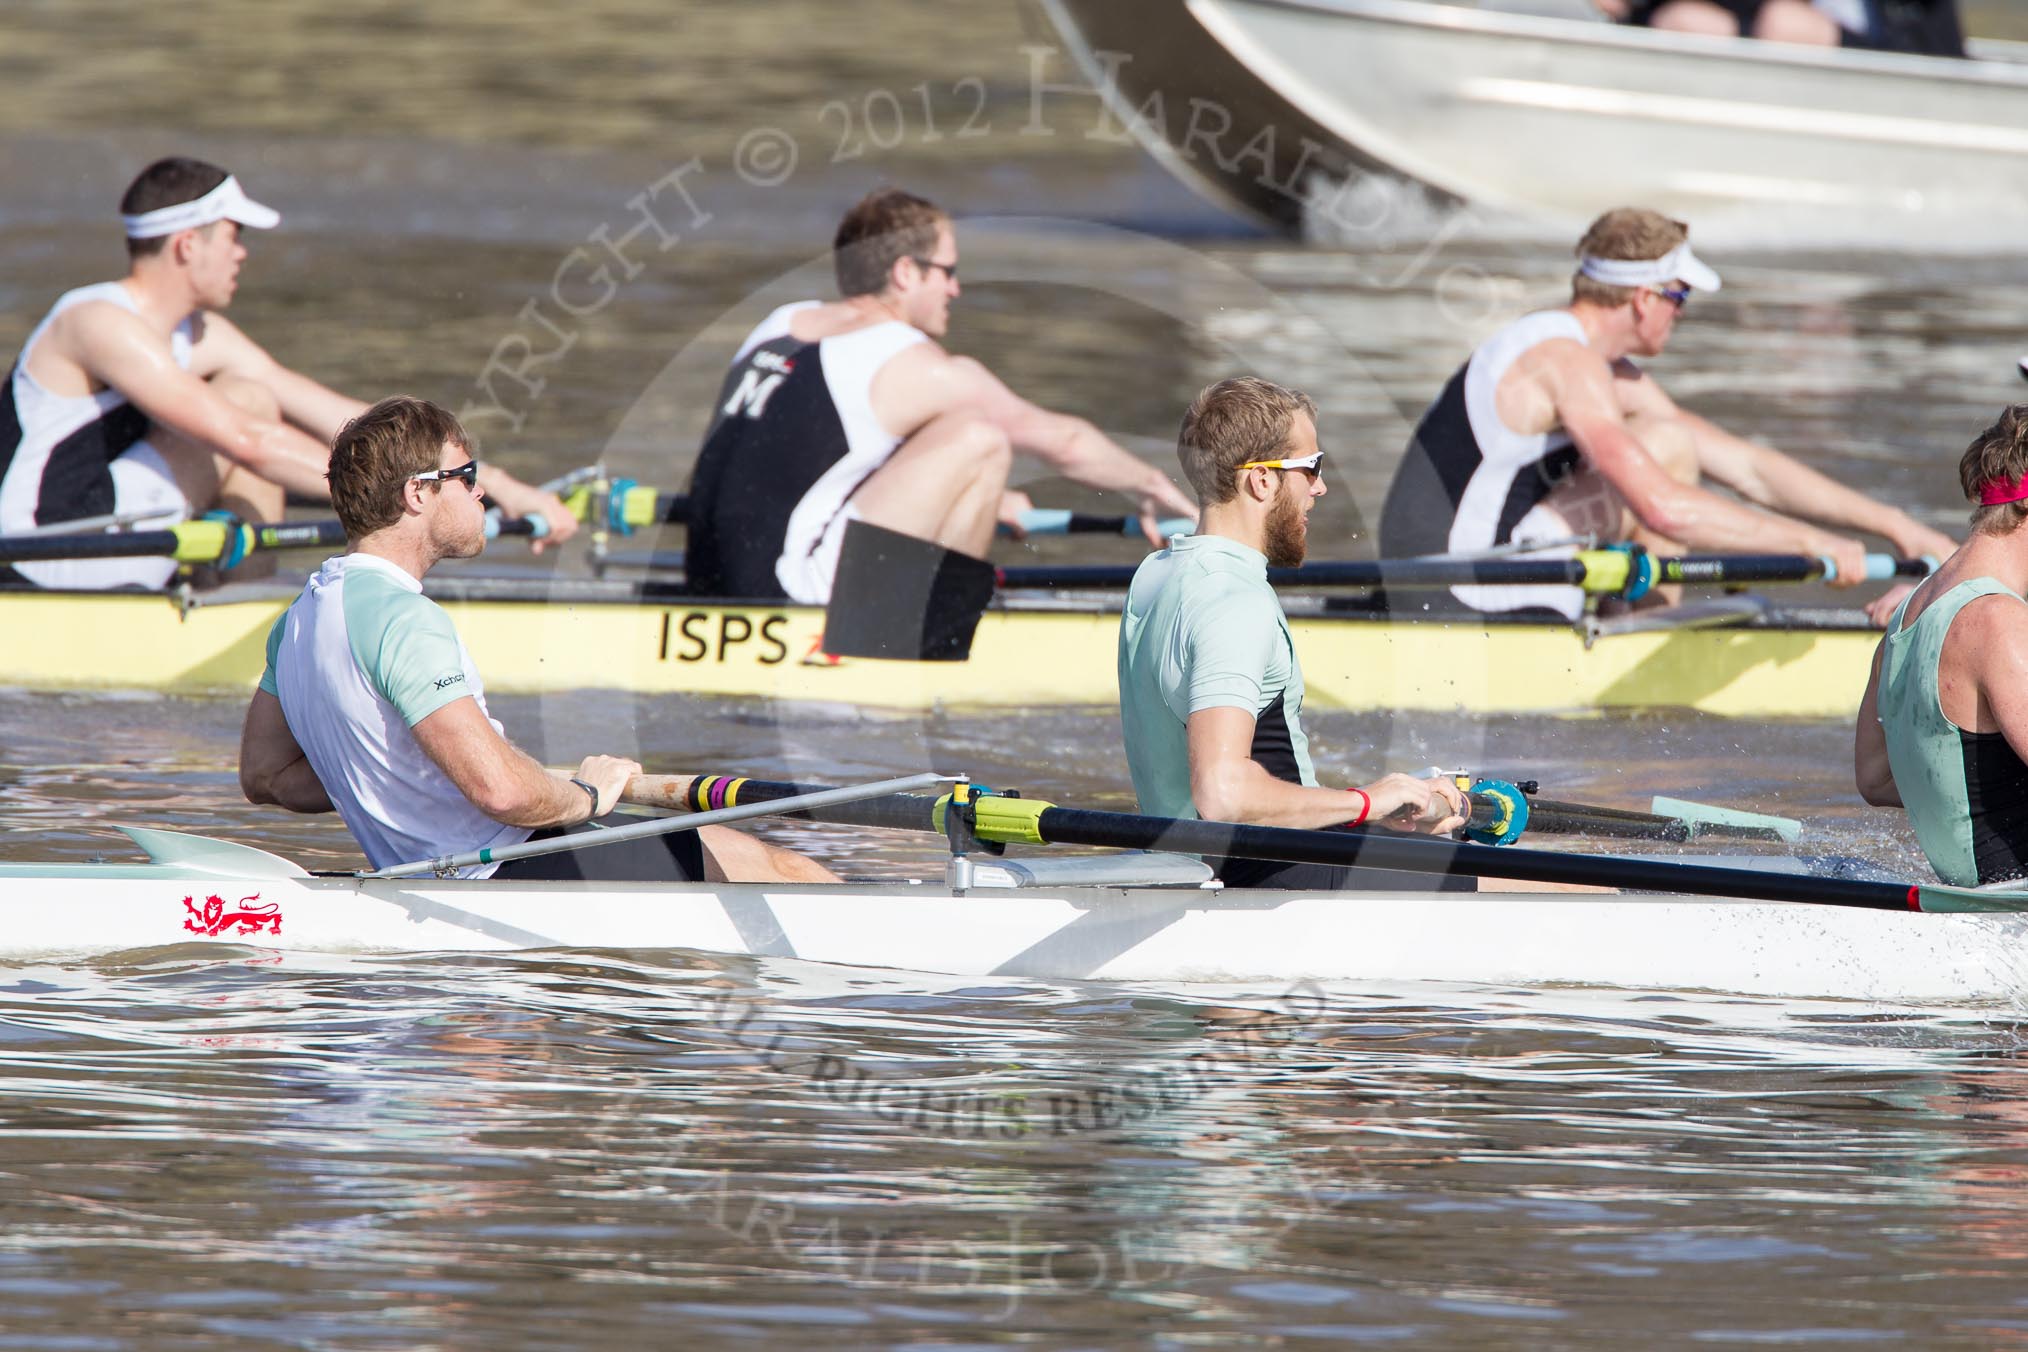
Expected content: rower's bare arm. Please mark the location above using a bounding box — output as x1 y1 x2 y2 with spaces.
891 350 1198 542
471 466 580 552
1555 352 1867 579
1185 709 1462 834
239 689 333 814
1678 410 1958 562
187 313 365 444
1189 708 1365 827
1853 639 1901 806
410 698 638 827
72 307 334 501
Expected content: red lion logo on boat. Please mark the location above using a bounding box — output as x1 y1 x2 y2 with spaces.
181 893 282 939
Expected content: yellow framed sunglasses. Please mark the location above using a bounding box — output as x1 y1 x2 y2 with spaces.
1237 450 1324 473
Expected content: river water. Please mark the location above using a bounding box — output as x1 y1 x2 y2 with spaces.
5 0 2028 1344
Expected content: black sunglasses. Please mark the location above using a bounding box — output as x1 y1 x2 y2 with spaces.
910 256 958 282
1652 285 1690 309
411 460 481 490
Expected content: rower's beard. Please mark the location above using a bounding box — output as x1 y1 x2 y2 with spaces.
1264 488 1307 569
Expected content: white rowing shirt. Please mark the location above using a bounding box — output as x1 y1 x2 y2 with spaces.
259 553 528 877
0 281 194 590
1377 310 1591 619
683 301 930 603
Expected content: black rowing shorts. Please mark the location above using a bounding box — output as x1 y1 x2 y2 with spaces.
491 814 705 882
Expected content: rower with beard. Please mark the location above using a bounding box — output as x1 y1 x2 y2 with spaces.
1116 377 1470 890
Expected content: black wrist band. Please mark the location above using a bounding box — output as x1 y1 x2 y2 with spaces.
569 777 600 816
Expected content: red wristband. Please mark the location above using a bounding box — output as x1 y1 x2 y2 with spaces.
1347 787 1371 826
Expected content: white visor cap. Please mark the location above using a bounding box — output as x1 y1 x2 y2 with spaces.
121 175 281 241
1577 242 1721 293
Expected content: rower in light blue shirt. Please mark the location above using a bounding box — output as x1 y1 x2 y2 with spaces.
1116 376 1469 891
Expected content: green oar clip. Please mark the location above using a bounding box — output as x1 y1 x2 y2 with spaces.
932 783 1051 848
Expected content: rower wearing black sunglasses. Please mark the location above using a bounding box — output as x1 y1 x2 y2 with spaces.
1378 205 1956 624
239 395 836 887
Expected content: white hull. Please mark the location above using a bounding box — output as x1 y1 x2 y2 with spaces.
1042 0 2028 236
18 839 2028 1005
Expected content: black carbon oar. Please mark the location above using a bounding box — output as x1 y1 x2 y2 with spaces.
993 550 1930 594
577 486 1186 539
625 774 2021 915
1463 783 1797 845
0 514 540 568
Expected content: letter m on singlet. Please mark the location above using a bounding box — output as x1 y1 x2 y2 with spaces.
722 368 787 420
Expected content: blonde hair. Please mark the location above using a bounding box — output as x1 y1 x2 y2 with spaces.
1572 207 1690 307
1176 377 1317 506
1962 405 2028 537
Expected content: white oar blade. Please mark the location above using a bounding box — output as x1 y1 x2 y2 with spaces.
1649 795 1801 844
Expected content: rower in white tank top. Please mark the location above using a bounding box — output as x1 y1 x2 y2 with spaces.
0 281 194 590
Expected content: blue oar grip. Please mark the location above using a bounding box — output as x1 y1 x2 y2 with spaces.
1817 553 1838 583
1016 508 1071 534
1861 553 1897 582
483 512 548 540
1918 554 1942 575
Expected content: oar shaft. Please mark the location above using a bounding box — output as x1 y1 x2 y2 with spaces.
624 773 943 833
1023 806 1919 911
1465 791 1689 842
0 527 187 564
638 494 1182 539
0 514 537 567
996 550 1922 593
365 771 949 878
1655 554 1923 585
626 774 1919 912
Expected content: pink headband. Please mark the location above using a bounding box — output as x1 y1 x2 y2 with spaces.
1981 477 2028 506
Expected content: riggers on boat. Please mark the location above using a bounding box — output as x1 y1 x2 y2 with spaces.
14 780 2028 1005
11 825 2025 1004
0 573 1887 717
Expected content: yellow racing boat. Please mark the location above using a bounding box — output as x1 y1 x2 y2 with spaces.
2 570 1881 717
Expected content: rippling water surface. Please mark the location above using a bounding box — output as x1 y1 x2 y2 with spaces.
6 0 2028 1343
7 954 2028 1346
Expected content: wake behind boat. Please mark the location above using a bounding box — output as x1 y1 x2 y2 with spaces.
1039 0 2028 237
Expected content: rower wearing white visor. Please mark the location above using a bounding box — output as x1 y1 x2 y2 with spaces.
0 156 576 590
1378 206 1954 623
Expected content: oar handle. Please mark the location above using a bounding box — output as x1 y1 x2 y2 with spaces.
1007 509 1194 538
